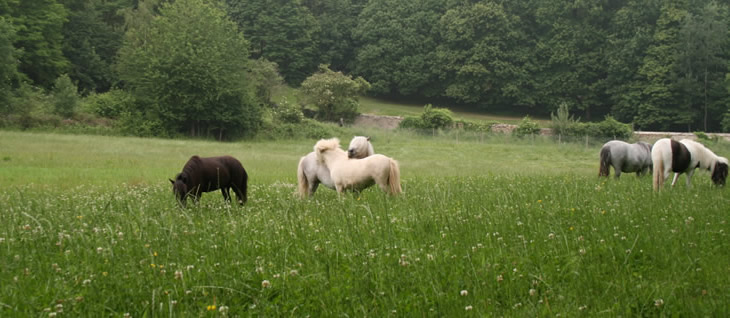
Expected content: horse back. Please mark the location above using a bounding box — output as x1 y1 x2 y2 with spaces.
184 155 246 191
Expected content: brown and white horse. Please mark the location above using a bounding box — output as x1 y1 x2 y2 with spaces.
651 138 728 191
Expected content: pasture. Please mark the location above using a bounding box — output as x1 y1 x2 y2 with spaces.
1 130 729 316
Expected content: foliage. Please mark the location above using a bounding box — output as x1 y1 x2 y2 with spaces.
398 116 426 130
453 119 495 132
722 111 730 133
225 0 319 85
59 0 132 94
420 104 453 129
299 64 370 122
513 116 541 137
116 0 261 139
0 17 20 109
561 116 634 140
3 0 69 89
550 102 580 137
80 89 136 119
51 74 79 118
249 58 285 107
273 100 305 124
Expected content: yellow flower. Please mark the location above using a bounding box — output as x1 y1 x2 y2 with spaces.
150 264 156 268
102 272 108 276
207 305 217 311
569 226 574 231
153 252 158 257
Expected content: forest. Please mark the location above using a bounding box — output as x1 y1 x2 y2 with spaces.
1 0 730 137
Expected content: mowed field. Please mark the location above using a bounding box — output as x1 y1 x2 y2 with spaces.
1 130 729 316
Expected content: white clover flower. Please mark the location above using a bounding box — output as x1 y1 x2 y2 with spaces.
460 290 468 296
261 280 271 288
465 305 473 311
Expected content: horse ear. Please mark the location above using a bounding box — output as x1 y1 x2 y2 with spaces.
366 136 371 141
169 179 174 185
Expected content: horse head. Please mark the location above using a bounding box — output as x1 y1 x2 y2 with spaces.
170 172 190 206
314 138 341 162
348 136 373 159
711 158 729 187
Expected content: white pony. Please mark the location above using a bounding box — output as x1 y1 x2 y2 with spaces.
297 136 374 197
314 138 402 195
651 138 729 191
598 140 653 178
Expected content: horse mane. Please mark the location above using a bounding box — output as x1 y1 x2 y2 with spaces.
314 138 341 162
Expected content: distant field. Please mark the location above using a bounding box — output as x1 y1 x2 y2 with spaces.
1 131 729 316
272 86 549 125
359 97 551 125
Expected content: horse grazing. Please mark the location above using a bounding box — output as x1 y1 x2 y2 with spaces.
598 140 653 178
651 138 728 191
297 136 374 198
170 155 248 206
314 138 401 195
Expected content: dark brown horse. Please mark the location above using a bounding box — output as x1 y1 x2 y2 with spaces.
170 155 248 206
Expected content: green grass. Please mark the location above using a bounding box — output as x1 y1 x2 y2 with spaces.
1 131 730 316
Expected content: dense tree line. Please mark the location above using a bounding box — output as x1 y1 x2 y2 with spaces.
1 0 729 134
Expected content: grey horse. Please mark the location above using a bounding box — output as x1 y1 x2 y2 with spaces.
598 140 653 178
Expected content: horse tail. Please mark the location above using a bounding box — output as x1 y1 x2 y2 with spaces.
296 157 309 198
388 159 402 195
241 166 249 203
599 147 611 177
652 149 664 192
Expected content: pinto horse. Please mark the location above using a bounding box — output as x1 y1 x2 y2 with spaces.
170 155 248 206
314 138 401 195
598 140 653 178
297 136 374 198
651 138 728 191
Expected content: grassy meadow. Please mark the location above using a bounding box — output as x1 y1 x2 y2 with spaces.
1 130 730 317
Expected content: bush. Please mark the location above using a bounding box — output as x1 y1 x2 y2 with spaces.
421 104 453 129
513 116 540 138
81 89 136 119
398 116 426 130
593 116 632 139
454 119 495 132
274 100 304 124
721 112 730 133
52 74 79 118
550 102 579 136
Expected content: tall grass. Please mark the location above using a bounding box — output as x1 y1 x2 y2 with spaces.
1 131 729 316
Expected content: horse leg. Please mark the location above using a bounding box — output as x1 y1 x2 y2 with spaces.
221 187 231 203
685 170 695 188
671 173 680 187
310 181 319 196
232 185 245 205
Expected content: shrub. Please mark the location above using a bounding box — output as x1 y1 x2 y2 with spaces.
420 104 453 129
513 116 540 138
81 89 136 119
398 116 426 130
274 100 304 124
722 112 730 133
52 74 79 118
454 119 495 132
550 102 580 136
593 116 632 139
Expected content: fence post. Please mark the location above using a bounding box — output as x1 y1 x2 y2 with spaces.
585 135 588 148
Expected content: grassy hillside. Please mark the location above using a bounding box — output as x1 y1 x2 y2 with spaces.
1 131 729 316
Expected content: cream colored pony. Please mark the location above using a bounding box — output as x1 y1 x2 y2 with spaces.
314 138 402 195
297 136 374 197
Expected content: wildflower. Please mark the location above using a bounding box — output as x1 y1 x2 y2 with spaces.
529 289 537 296
219 306 229 314
579 305 588 311
465 305 473 311
48 313 57 317
579 248 586 255
497 274 504 282
261 280 271 288
207 305 217 311
427 254 434 261
124 313 131 318
460 290 468 296
175 270 183 280
654 299 664 307
289 269 298 277
548 233 555 240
